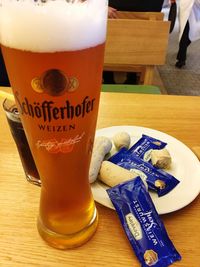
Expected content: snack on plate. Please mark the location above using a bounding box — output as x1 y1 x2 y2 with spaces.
109 148 179 197
99 160 148 188
151 149 172 169
89 136 112 183
107 177 181 267
113 131 131 150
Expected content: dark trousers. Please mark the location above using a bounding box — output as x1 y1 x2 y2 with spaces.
177 21 191 62
0 49 10 86
109 0 164 12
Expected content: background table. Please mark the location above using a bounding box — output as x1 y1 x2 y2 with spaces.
0 89 200 267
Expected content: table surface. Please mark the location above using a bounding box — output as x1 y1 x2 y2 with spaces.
0 87 200 267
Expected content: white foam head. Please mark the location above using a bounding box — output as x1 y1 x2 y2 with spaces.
0 0 108 52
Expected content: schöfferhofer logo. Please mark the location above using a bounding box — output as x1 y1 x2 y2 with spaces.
31 69 79 96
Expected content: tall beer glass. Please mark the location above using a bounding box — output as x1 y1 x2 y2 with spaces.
1 0 108 249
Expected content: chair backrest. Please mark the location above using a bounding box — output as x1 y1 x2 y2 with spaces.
116 11 164 20
104 12 170 84
104 18 170 68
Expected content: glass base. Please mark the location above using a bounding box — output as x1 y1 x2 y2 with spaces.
26 173 41 186
37 208 98 249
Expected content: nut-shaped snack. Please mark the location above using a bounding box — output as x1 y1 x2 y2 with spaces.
151 148 172 169
113 131 131 150
89 137 112 183
144 250 158 266
155 179 166 189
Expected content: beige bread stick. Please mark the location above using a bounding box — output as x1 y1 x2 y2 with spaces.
151 148 172 169
98 161 138 187
94 136 112 155
113 131 131 150
89 137 112 183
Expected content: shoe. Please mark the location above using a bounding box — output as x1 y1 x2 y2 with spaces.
175 60 185 69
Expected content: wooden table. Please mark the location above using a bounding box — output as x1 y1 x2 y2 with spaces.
0 87 200 267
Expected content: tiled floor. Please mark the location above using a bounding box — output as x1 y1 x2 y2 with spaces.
158 7 200 96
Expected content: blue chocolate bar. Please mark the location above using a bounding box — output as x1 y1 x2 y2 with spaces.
107 177 181 267
125 134 167 162
109 149 179 197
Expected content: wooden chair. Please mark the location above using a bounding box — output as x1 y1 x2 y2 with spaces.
116 11 164 20
104 12 170 85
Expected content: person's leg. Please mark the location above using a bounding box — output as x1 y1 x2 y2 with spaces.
176 21 191 68
109 0 164 11
124 72 137 84
142 0 164 11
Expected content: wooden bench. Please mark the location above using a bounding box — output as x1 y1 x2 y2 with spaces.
104 12 170 85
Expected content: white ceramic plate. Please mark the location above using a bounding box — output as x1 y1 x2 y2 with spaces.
91 125 200 215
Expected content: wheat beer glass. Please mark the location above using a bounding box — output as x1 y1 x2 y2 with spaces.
1 0 108 249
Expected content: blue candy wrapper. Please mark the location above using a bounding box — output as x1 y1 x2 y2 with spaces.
127 135 167 162
107 177 181 267
109 149 179 197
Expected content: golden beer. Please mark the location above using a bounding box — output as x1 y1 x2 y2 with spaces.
1 0 107 248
